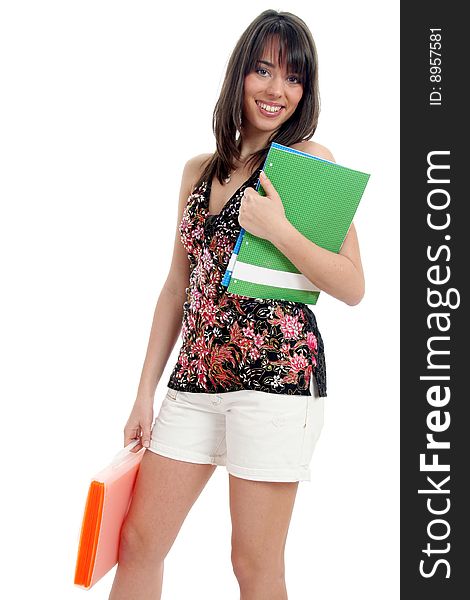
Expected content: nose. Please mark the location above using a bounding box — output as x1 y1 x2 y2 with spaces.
265 72 283 97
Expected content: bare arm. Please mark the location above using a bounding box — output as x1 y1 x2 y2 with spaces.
135 287 186 400
134 154 211 403
267 141 365 306
269 220 365 306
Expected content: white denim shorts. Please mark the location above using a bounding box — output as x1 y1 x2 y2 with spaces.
148 376 325 482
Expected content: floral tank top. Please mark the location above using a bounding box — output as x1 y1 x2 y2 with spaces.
167 166 327 396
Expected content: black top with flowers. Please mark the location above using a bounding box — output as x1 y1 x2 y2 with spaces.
167 166 327 396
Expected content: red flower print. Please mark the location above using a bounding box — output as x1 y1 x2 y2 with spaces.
200 297 219 326
242 323 255 338
179 352 189 369
280 314 303 339
201 248 212 271
290 352 309 373
167 180 326 397
253 333 264 347
190 288 203 312
194 261 207 287
229 321 254 360
187 311 197 331
196 368 208 386
204 279 219 300
307 332 318 354
206 343 241 389
193 224 204 243
192 335 211 360
269 305 303 339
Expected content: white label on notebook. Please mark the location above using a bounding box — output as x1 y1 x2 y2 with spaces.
231 261 321 292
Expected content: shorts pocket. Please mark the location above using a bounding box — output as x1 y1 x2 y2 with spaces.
166 388 179 401
300 395 325 468
303 396 309 428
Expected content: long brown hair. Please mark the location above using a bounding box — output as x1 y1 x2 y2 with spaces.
194 9 321 191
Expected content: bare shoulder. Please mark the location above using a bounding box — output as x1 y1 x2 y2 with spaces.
185 152 213 171
183 152 213 190
290 140 336 163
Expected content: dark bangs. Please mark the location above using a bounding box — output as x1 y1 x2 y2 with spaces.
245 23 314 90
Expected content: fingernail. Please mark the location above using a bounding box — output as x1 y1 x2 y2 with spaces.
260 170 266 178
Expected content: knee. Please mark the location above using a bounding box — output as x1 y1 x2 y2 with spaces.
118 521 166 565
117 522 145 565
231 548 285 586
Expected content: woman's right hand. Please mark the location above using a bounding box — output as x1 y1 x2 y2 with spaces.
123 398 154 451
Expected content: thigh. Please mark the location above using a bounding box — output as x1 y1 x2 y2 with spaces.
151 388 227 465
229 474 299 565
224 389 309 482
120 449 216 560
224 378 325 482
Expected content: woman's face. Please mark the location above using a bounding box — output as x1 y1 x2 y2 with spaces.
242 38 304 135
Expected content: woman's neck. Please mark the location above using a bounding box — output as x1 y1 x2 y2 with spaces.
237 123 275 158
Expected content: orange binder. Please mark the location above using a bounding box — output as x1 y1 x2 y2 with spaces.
74 440 146 589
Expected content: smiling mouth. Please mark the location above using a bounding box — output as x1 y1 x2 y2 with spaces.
255 100 285 117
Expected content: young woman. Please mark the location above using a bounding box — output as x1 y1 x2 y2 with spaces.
109 9 364 600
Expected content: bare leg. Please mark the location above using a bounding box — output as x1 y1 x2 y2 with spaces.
229 474 299 600
108 450 216 600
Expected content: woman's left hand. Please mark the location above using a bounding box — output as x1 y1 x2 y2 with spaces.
238 171 288 242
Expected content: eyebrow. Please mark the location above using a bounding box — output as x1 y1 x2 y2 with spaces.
257 59 275 67
256 58 299 74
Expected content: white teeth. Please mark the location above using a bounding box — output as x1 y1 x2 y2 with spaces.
256 101 282 113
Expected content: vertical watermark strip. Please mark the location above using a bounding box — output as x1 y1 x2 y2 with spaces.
401 4 467 597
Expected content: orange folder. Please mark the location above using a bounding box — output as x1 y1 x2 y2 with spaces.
74 440 146 589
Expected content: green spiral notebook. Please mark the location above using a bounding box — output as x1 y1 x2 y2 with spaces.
224 142 370 305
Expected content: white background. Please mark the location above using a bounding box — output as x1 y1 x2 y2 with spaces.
0 1 399 598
